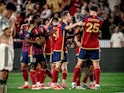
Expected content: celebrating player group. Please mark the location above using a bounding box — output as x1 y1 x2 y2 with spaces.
0 3 103 92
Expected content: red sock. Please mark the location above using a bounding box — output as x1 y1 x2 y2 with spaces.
72 68 81 82
35 68 40 82
46 69 52 78
52 69 59 83
30 71 36 85
22 69 28 81
82 76 88 83
76 80 80 86
62 71 67 80
89 74 94 82
94 69 100 84
40 69 46 83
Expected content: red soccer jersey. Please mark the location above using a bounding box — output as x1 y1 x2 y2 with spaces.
44 27 52 55
19 24 31 52
52 23 65 51
81 15 103 49
27 25 45 56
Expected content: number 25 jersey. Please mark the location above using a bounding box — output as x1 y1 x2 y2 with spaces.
81 15 103 49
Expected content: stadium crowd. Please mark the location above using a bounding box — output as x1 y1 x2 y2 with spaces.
0 0 124 48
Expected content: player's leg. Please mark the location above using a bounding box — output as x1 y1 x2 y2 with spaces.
61 52 68 88
71 49 87 89
30 60 39 90
35 54 47 89
51 52 63 90
61 63 68 88
45 55 52 79
0 70 9 93
18 52 30 89
90 49 101 89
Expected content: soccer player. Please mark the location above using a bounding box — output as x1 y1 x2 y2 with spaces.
25 15 46 90
0 2 16 93
18 14 33 89
71 6 103 89
50 11 83 90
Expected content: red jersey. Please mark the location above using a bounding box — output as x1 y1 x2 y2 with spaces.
27 25 45 55
44 26 52 55
19 24 31 52
81 15 103 49
52 23 66 51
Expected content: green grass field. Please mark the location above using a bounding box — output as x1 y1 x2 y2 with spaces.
7 73 124 93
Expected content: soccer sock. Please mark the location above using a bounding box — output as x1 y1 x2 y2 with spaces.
46 69 52 79
72 67 81 82
76 79 80 86
82 76 88 83
94 69 100 84
89 74 94 82
52 69 59 83
40 69 46 84
22 69 28 82
35 68 40 83
30 71 36 85
62 70 67 80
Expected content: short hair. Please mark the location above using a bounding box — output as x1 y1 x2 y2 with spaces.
61 11 69 18
6 2 17 12
90 6 98 12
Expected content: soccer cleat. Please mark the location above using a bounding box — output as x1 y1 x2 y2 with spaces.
62 81 67 88
50 83 64 90
76 86 86 90
90 85 101 90
81 83 90 89
39 83 46 89
71 82 76 89
47 82 52 86
18 84 30 89
53 84 64 90
31 85 40 90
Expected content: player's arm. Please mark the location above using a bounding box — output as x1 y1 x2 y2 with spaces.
24 32 42 45
64 21 85 30
46 27 58 36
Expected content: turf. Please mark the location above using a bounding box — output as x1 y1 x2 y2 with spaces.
7 73 124 93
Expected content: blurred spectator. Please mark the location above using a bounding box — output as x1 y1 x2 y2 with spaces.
110 26 124 48
108 0 121 12
74 8 82 22
98 1 109 16
120 11 124 33
69 0 83 16
40 4 52 19
46 0 62 13
101 14 111 39
23 0 34 16
61 0 71 11
0 1 5 14
81 1 88 15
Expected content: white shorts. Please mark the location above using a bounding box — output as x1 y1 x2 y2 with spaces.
0 43 14 71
